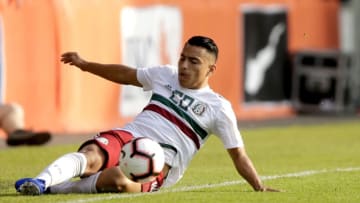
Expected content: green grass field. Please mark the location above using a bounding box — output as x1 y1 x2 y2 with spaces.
1 120 360 203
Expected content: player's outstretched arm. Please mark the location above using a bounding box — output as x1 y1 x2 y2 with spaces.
61 52 142 87
227 147 280 192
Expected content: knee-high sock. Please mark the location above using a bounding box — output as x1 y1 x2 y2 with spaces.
49 172 100 194
35 152 87 189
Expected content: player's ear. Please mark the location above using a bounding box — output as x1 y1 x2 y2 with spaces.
207 64 216 76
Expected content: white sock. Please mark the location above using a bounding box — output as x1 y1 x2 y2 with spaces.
48 172 100 194
35 152 87 188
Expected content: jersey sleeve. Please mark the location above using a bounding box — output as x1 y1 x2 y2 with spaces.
136 65 176 91
212 102 244 149
136 66 156 91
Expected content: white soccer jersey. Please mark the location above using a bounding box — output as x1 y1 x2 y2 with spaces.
122 65 244 187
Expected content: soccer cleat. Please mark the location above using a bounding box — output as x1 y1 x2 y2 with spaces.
6 130 51 146
15 178 46 195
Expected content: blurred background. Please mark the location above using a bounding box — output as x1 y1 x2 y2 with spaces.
0 0 359 136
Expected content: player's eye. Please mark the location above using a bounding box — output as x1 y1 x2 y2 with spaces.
190 59 199 64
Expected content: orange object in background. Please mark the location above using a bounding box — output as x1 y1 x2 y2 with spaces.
0 0 58 136
0 0 340 135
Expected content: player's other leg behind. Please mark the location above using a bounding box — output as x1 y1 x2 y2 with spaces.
0 103 51 146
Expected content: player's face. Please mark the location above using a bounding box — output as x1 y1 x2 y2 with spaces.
178 44 216 89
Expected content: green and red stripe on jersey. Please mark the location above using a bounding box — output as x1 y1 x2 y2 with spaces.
142 93 209 149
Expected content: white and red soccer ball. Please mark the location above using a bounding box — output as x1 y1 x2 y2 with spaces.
119 137 165 183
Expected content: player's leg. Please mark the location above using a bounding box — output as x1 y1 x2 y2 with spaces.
93 163 168 193
15 143 104 195
46 172 101 194
49 167 141 194
41 130 134 194
48 165 167 194
47 130 169 194
96 167 142 193
0 103 51 146
0 103 25 133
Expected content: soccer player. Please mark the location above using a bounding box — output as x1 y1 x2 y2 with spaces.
15 36 278 195
1 103 51 146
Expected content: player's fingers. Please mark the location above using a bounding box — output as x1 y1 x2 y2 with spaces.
265 187 282 192
61 52 76 57
60 56 71 63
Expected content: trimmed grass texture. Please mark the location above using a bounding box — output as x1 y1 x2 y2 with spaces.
0 120 359 203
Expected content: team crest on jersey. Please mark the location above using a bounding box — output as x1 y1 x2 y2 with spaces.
192 102 206 116
95 137 109 145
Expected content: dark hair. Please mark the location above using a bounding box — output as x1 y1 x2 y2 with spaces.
186 36 218 61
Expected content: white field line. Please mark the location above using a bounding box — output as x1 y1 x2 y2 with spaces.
62 167 360 203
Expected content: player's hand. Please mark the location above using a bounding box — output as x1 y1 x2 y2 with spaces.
61 52 86 68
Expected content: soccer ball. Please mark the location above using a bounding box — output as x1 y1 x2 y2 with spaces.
119 137 165 183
